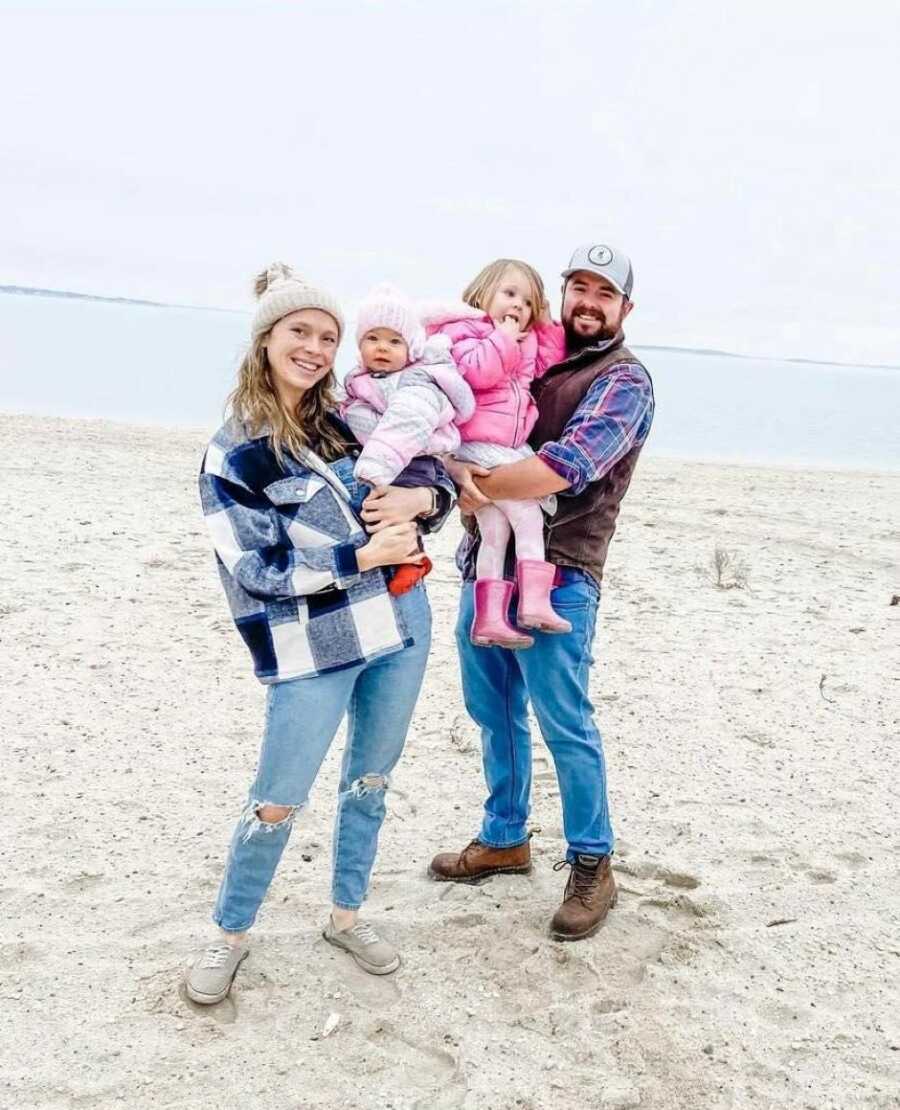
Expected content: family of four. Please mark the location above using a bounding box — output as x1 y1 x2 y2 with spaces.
186 243 655 1004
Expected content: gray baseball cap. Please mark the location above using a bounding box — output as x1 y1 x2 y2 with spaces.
561 243 634 299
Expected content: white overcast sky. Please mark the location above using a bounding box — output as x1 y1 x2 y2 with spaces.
2 0 898 364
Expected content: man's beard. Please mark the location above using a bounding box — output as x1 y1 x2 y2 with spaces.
562 309 620 353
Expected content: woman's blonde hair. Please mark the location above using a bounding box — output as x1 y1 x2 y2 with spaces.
462 258 548 327
227 269 349 467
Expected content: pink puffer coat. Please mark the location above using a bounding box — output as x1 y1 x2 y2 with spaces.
426 314 566 448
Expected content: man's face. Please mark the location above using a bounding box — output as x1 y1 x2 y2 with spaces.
561 271 633 352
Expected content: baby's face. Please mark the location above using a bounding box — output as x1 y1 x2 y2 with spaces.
359 327 409 374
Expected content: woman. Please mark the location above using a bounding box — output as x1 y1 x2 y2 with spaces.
186 264 454 1003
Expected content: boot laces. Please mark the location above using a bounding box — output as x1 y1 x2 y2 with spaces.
460 838 484 862
553 857 601 908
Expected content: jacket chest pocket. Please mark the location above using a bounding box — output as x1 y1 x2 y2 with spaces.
265 475 327 506
264 475 352 545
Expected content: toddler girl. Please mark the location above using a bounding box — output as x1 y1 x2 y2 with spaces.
427 258 569 649
340 284 475 593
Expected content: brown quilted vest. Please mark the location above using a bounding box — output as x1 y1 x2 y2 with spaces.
458 333 652 588
528 333 652 586
529 334 652 586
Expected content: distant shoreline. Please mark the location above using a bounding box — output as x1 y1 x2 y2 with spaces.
2 283 898 372
1 408 896 477
0 283 243 316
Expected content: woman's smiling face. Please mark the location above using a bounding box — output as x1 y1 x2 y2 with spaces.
264 308 340 407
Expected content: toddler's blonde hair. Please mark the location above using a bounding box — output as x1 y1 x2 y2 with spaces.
462 258 548 328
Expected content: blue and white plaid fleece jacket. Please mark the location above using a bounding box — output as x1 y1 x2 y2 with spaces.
199 416 450 684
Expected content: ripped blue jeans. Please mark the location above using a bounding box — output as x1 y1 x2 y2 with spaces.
213 584 431 931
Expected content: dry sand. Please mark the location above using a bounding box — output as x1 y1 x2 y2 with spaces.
1 412 898 1110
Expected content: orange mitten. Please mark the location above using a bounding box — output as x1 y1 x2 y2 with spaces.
388 556 433 596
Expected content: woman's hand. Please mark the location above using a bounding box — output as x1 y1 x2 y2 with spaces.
444 457 492 515
356 522 425 571
361 485 432 532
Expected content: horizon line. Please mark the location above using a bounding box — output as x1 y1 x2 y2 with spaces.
2 283 898 372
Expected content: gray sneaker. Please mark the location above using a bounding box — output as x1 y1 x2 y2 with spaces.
322 917 400 975
185 941 249 1004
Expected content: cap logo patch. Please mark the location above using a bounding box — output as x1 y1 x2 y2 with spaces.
588 245 614 267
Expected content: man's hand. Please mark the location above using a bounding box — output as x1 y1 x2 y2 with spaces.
444 457 492 515
361 485 432 532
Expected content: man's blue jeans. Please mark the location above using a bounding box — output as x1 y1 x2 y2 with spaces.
455 570 612 859
213 584 431 932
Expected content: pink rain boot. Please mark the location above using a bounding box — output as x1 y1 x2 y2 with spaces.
516 560 572 634
470 579 534 649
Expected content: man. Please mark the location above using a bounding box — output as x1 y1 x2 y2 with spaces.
430 243 655 941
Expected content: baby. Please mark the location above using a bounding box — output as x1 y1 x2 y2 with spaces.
340 284 475 592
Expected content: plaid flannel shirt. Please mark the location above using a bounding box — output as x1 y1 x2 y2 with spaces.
456 351 654 581
200 416 453 684
535 362 654 495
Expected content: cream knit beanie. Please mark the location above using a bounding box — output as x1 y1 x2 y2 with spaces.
355 283 426 362
250 262 345 339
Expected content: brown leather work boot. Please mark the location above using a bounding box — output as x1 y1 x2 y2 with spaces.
550 853 617 941
428 838 532 884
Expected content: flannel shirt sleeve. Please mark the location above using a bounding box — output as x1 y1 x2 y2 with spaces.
199 471 366 600
536 365 654 496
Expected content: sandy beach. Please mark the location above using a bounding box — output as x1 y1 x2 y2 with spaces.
1 411 898 1109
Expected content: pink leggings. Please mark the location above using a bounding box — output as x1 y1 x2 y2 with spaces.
474 500 546 579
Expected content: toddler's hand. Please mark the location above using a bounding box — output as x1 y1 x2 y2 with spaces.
497 315 526 343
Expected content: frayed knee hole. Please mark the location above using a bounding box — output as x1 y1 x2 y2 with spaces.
348 773 390 798
257 803 295 823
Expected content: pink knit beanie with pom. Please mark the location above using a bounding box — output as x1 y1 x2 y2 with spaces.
355 284 426 362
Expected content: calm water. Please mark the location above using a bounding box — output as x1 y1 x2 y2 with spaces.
1 291 897 471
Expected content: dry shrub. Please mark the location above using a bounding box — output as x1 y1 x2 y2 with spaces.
711 545 750 589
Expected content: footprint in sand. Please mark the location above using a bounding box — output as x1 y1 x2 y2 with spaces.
363 1019 459 1092
63 871 106 893
835 850 869 868
316 938 402 1007
806 868 837 884
634 868 718 926
787 858 839 884
614 859 701 891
